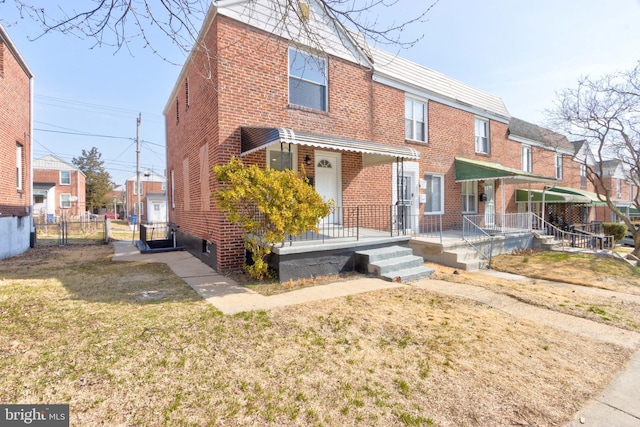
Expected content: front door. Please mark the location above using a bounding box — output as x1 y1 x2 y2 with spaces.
314 151 341 223
484 180 495 227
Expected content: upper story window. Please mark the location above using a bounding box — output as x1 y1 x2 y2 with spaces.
133 181 143 195
475 118 490 154
288 47 327 111
580 164 587 188
616 178 622 198
555 154 563 180
423 173 443 214
60 170 71 185
405 98 427 142
16 142 23 190
521 146 532 173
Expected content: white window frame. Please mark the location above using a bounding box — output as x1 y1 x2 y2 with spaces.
60 170 71 185
16 143 23 190
267 144 298 171
405 97 427 142
580 164 587 188
288 47 328 111
475 118 490 154
60 193 71 209
171 170 175 209
134 202 144 216
616 178 622 198
133 180 143 195
461 181 478 214
423 173 444 215
555 154 563 180
521 145 532 173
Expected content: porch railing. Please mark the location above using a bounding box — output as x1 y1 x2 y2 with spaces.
462 212 537 235
462 216 495 268
531 214 614 252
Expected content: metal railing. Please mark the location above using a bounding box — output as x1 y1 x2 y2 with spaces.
462 215 495 268
531 214 614 252
34 218 106 246
461 212 536 235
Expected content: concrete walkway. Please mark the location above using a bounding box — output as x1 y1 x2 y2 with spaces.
112 241 640 426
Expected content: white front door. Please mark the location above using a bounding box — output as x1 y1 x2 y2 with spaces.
314 151 341 223
484 180 495 226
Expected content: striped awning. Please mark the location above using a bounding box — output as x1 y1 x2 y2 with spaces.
240 127 419 167
544 186 607 206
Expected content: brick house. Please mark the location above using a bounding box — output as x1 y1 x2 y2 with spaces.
33 154 86 220
124 171 167 224
164 0 623 278
0 24 33 259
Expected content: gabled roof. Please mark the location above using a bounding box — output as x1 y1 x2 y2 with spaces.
508 118 574 154
34 155 85 174
370 47 510 122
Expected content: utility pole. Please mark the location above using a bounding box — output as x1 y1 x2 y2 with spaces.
136 113 141 233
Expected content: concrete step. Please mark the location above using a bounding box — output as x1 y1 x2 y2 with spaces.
356 246 414 263
381 265 435 283
368 254 424 276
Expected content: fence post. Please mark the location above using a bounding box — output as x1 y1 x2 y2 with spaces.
104 218 110 243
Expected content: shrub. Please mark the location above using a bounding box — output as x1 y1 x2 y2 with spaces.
603 222 627 241
214 157 332 280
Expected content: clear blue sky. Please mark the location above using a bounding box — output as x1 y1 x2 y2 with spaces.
2 0 639 184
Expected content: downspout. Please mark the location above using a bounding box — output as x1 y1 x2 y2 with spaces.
29 74 34 245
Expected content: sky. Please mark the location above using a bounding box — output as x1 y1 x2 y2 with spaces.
2 0 639 185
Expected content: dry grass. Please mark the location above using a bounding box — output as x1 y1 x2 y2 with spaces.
429 250 640 331
0 244 635 426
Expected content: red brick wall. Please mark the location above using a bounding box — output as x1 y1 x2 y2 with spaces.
166 16 403 271
0 38 31 217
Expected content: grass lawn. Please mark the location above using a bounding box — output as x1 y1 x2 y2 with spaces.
0 244 636 426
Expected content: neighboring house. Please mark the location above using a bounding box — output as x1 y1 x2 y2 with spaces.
163 0 621 279
0 24 33 259
124 171 167 223
105 184 126 218
595 159 636 221
33 154 86 220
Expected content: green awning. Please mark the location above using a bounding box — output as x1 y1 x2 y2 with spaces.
545 186 607 205
455 157 556 184
630 207 640 216
515 189 590 204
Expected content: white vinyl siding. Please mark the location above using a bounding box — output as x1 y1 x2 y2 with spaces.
423 174 443 214
475 118 490 154
405 98 426 142
289 47 327 111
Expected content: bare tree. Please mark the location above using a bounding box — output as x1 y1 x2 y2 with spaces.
547 62 640 255
7 0 438 63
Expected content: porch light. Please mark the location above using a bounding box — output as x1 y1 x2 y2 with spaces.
304 155 312 165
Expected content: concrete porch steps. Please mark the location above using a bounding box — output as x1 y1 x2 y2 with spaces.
355 246 434 283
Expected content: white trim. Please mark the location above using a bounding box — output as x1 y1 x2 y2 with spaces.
404 96 428 143
373 73 510 124
314 150 342 207
422 172 445 215
508 134 574 155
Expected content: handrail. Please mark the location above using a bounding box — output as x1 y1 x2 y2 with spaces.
531 214 614 253
462 216 495 268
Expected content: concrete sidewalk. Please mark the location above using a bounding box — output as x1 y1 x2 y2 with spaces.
111 241 640 426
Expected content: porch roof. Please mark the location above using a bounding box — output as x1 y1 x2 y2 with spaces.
515 189 590 204
455 157 556 184
240 127 420 167
544 186 607 206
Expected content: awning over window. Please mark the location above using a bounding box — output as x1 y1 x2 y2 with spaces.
241 127 420 167
454 157 556 184
515 189 590 204
544 186 607 205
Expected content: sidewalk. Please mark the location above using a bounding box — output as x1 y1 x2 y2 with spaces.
112 241 640 426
